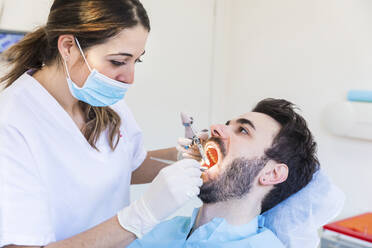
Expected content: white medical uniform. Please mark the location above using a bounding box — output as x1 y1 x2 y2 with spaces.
0 72 147 246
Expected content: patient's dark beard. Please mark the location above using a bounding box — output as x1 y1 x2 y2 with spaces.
199 157 267 203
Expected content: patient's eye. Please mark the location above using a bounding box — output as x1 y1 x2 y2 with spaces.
238 126 249 135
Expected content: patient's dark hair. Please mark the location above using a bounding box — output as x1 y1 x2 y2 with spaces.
252 98 319 213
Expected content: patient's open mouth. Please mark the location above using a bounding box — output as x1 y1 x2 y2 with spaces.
206 147 218 167
202 143 220 169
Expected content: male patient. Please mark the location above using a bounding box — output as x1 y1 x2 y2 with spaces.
129 98 319 248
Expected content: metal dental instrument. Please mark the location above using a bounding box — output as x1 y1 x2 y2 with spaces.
149 157 178 165
150 157 207 172
190 125 210 167
180 113 210 171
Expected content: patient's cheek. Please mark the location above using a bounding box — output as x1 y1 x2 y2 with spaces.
201 164 220 183
201 172 209 182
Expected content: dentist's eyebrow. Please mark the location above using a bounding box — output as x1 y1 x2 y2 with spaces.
108 50 146 57
236 118 256 130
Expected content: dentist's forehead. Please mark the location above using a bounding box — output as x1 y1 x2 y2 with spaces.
89 25 148 57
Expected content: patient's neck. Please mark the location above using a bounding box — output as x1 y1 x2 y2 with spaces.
192 193 261 232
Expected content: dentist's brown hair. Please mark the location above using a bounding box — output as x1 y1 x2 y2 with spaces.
1 0 150 150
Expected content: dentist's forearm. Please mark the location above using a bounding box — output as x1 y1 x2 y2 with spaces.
4 216 136 248
131 147 178 184
149 147 178 161
45 216 135 248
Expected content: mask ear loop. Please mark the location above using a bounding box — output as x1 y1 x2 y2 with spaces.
63 56 71 79
74 37 93 72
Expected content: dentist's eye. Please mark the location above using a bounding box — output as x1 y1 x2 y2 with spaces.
135 58 143 63
238 127 249 135
110 60 126 66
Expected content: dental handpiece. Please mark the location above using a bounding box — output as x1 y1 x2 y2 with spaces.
180 112 210 171
192 136 209 171
189 125 210 168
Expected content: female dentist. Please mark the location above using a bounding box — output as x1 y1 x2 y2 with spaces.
0 0 202 247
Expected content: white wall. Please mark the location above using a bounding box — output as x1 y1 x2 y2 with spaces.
0 0 51 31
218 0 372 218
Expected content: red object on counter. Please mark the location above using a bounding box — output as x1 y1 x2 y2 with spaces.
323 212 372 243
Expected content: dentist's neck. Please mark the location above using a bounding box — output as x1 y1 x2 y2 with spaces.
192 193 262 232
33 64 79 113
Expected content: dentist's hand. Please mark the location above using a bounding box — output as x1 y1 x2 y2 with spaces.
176 130 209 161
117 159 202 238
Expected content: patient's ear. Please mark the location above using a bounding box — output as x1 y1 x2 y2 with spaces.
259 162 288 186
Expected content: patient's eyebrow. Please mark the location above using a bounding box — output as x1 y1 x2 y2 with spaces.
225 120 230 125
236 118 256 130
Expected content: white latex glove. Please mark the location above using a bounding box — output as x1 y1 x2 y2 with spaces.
176 130 209 161
117 159 202 238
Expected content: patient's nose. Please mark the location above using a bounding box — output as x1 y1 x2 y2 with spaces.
210 124 229 139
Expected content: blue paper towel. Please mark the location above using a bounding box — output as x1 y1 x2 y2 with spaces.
347 90 372 102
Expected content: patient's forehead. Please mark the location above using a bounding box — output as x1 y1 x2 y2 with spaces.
234 112 281 141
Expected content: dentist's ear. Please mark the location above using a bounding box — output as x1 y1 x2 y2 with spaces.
259 162 288 186
57 34 77 61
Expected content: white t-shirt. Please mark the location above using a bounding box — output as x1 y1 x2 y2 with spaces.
0 72 147 246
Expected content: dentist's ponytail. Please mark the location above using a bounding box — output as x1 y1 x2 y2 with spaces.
1 27 47 87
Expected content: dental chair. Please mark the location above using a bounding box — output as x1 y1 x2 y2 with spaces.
263 169 345 248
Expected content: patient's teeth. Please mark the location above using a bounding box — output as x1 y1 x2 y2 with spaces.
206 148 218 165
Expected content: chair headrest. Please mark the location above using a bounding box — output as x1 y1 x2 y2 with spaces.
262 169 345 248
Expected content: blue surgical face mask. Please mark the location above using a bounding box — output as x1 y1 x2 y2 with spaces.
63 38 130 107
